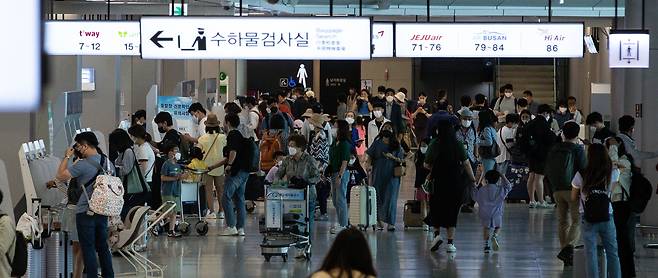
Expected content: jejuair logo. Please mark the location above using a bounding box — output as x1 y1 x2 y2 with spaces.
118 31 128 38
474 31 507 41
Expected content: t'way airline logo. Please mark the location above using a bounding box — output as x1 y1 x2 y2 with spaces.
79 30 100 38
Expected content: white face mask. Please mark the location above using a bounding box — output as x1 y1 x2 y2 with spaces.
373 110 383 119
288 147 298 156
461 120 472 128
266 108 272 114
349 158 357 165
420 146 428 154
345 117 355 125
559 107 567 113
522 119 529 124
504 92 513 98
386 96 395 103
544 114 551 122
174 152 182 160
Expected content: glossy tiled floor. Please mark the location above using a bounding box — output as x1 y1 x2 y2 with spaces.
113 169 658 278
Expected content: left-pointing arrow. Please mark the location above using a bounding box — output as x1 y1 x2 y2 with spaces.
150 31 173 48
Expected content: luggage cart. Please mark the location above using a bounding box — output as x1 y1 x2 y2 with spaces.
260 185 311 262
178 169 209 236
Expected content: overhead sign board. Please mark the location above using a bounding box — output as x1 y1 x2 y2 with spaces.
45 21 140 56
0 0 41 112
395 23 583 58
609 31 650 68
140 17 372 60
372 23 394 58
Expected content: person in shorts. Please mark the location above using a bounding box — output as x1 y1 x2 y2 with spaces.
160 144 187 238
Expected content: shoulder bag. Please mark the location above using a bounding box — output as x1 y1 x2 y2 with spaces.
122 148 151 194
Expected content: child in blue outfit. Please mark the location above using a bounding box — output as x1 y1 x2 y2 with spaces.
472 170 512 253
160 144 188 238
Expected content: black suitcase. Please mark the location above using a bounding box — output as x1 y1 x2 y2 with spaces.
505 162 530 201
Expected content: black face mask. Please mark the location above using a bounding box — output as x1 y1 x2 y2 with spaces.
158 126 166 133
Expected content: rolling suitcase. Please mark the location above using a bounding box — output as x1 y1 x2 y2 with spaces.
45 231 73 278
505 162 530 201
573 245 607 278
403 200 426 229
348 185 377 231
27 243 47 278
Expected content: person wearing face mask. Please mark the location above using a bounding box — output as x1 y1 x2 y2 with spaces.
197 114 227 220
477 109 499 173
367 103 390 148
328 120 353 234
617 115 658 168
354 89 373 121
154 111 182 154
414 139 431 231
345 151 367 204
110 128 151 219
264 151 286 184
183 102 208 144
370 86 387 109
495 114 520 176
585 112 616 145
383 88 404 134
131 109 147 129
366 129 404 231
413 92 431 144
493 84 517 123
553 100 573 130
128 125 156 213
522 104 557 209
354 116 367 160
567 96 583 124
523 90 541 115
344 111 360 149
456 108 479 172
544 122 587 266
605 137 637 278
308 114 331 221
159 144 188 238
55 132 115 278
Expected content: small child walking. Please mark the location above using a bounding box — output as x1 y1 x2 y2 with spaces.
472 170 512 253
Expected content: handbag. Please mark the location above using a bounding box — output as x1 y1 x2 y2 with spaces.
122 149 151 194
421 176 434 194
478 129 501 159
83 158 125 217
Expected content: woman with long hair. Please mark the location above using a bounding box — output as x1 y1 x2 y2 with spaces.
366 129 404 231
311 228 376 278
328 120 353 234
571 143 621 278
424 120 476 253
477 109 498 172
109 128 148 219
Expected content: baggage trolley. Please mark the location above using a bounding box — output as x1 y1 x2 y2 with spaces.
178 169 209 236
260 185 311 262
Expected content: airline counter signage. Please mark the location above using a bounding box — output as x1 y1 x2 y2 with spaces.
45 21 141 56
372 23 394 58
395 23 583 58
140 17 372 60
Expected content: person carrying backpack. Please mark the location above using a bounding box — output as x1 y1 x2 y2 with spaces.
545 122 587 266
570 143 621 278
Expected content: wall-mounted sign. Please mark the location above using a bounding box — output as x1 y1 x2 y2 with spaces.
140 17 372 60
80 68 96 91
372 23 394 58
169 3 188 16
609 31 650 68
395 23 583 58
45 21 141 56
1 0 41 112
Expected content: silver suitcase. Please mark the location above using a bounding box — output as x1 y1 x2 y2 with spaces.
348 185 377 231
45 231 73 278
27 243 47 278
573 245 607 278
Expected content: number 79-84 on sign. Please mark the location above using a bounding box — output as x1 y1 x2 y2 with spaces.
412 43 442 51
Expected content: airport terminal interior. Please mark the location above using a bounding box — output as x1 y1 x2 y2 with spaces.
1 0 658 277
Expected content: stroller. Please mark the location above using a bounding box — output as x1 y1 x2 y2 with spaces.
259 182 311 262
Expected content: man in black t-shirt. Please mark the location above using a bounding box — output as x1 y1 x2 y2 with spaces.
154 112 181 154
208 113 250 236
585 112 616 145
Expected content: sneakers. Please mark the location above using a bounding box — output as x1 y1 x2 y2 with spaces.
557 245 574 266
220 227 238 236
446 243 457 253
237 228 245 236
484 245 491 254
430 235 443 252
330 226 345 234
387 224 396 232
537 201 555 209
491 234 500 251
295 249 306 259
205 211 217 219
315 214 329 221
167 231 182 238
218 211 225 219
422 224 430 231
528 201 538 208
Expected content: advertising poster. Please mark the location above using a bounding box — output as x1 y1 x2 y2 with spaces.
158 96 195 135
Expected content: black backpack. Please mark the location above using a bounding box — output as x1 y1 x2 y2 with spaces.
583 183 611 223
244 137 260 173
544 143 578 192
67 156 106 205
627 171 653 213
1 215 28 277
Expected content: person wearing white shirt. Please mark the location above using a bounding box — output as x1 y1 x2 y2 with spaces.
184 102 208 143
128 126 156 184
367 104 390 148
571 143 621 278
243 96 261 141
496 114 519 174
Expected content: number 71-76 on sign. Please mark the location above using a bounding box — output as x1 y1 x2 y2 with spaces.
412 43 442 51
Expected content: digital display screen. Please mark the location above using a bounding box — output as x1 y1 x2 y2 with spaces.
45 21 141 56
